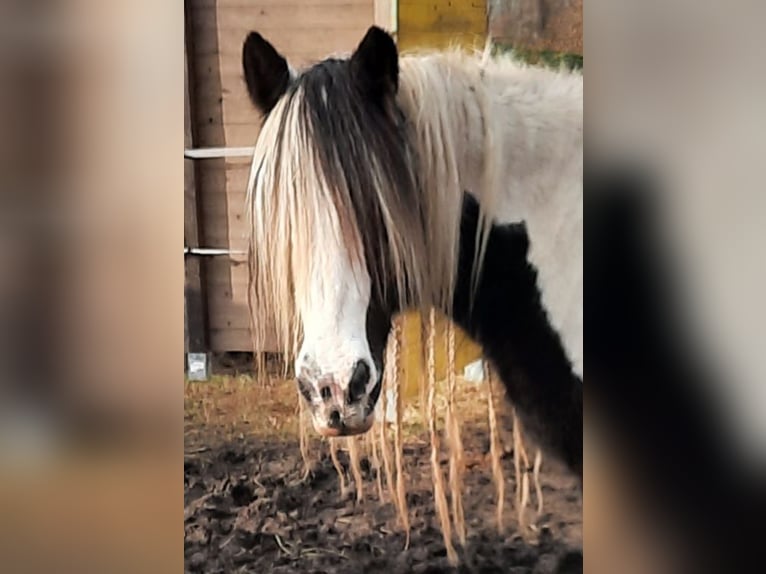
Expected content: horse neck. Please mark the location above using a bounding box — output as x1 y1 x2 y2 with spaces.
398 53 583 226
399 52 584 377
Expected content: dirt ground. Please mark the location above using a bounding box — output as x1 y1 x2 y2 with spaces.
184 376 582 573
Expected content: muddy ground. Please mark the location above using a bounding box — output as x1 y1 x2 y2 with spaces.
184 377 582 573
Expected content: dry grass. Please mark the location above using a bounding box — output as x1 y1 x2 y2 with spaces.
183 364 543 548
184 375 301 452
184 372 509 448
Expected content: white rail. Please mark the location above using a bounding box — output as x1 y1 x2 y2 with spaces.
184 147 254 159
185 148 251 258
184 247 247 257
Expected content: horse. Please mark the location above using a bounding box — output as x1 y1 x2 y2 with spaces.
242 26 583 480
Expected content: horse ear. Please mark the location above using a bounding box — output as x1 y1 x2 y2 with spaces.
350 26 398 102
242 31 290 114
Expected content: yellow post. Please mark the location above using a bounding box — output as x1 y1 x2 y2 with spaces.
398 0 487 52
395 0 488 400
397 311 483 400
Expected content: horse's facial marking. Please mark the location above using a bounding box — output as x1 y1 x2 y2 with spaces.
293 240 382 437
347 359 371 403
241 26 404 437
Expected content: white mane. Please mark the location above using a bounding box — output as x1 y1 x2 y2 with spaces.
397 49 583 375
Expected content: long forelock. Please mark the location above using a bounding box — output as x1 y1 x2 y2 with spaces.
247 58 436 361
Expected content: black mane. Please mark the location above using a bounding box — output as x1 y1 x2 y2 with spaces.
288 58 423 303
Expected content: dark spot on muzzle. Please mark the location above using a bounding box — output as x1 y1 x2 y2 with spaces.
347 359 370 404
364 375 383 418
328 409 342 429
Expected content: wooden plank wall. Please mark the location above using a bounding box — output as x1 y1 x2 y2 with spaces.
184 26 209 354
187 0 376 351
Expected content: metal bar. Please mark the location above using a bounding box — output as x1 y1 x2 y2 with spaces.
185 247 247 256
184 147 254 159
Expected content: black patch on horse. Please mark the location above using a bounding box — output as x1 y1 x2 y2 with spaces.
452 193 583 479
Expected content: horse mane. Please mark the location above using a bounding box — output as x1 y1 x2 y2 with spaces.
246 45 582 359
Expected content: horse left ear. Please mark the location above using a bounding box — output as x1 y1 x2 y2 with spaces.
350 26 398 102
242 31 291 115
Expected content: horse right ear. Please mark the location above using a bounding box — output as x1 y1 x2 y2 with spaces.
242 31 290 115
350 26 399 103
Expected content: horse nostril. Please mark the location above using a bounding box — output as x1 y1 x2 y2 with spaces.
347 359 370 403
320 385 333 401
328 409 341 428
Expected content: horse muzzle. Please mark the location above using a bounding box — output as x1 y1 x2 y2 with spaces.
297 373 383 436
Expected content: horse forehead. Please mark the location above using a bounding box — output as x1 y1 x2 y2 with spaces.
300 257 371 312
300 309 372 364
298 58 350 85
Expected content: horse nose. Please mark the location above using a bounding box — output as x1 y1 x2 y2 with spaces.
319 384 333 402
347 359 371 403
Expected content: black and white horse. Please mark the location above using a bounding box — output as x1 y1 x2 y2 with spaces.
242 27 583 478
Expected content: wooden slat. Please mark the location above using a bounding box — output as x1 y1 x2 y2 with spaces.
205 272 249 289
192 91 261 118
184 14 210 354
192 102 261 130
210 330 282 353
190 31 364 61
207 300 253 330
187 0 371 58
189 0 370 9
204 258 248 288
374 0 395 30
210 329 254 352
199 178 247 198
196 123 261 148
203 254 268 333
191 55 254 86
198 163 250 191
199 195 247 222
203 228 248 250
190 4 372 32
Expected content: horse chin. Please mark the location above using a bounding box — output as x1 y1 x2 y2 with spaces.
312 413 375 437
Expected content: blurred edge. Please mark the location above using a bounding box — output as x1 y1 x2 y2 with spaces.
585 0 766 572
0 0 181 572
